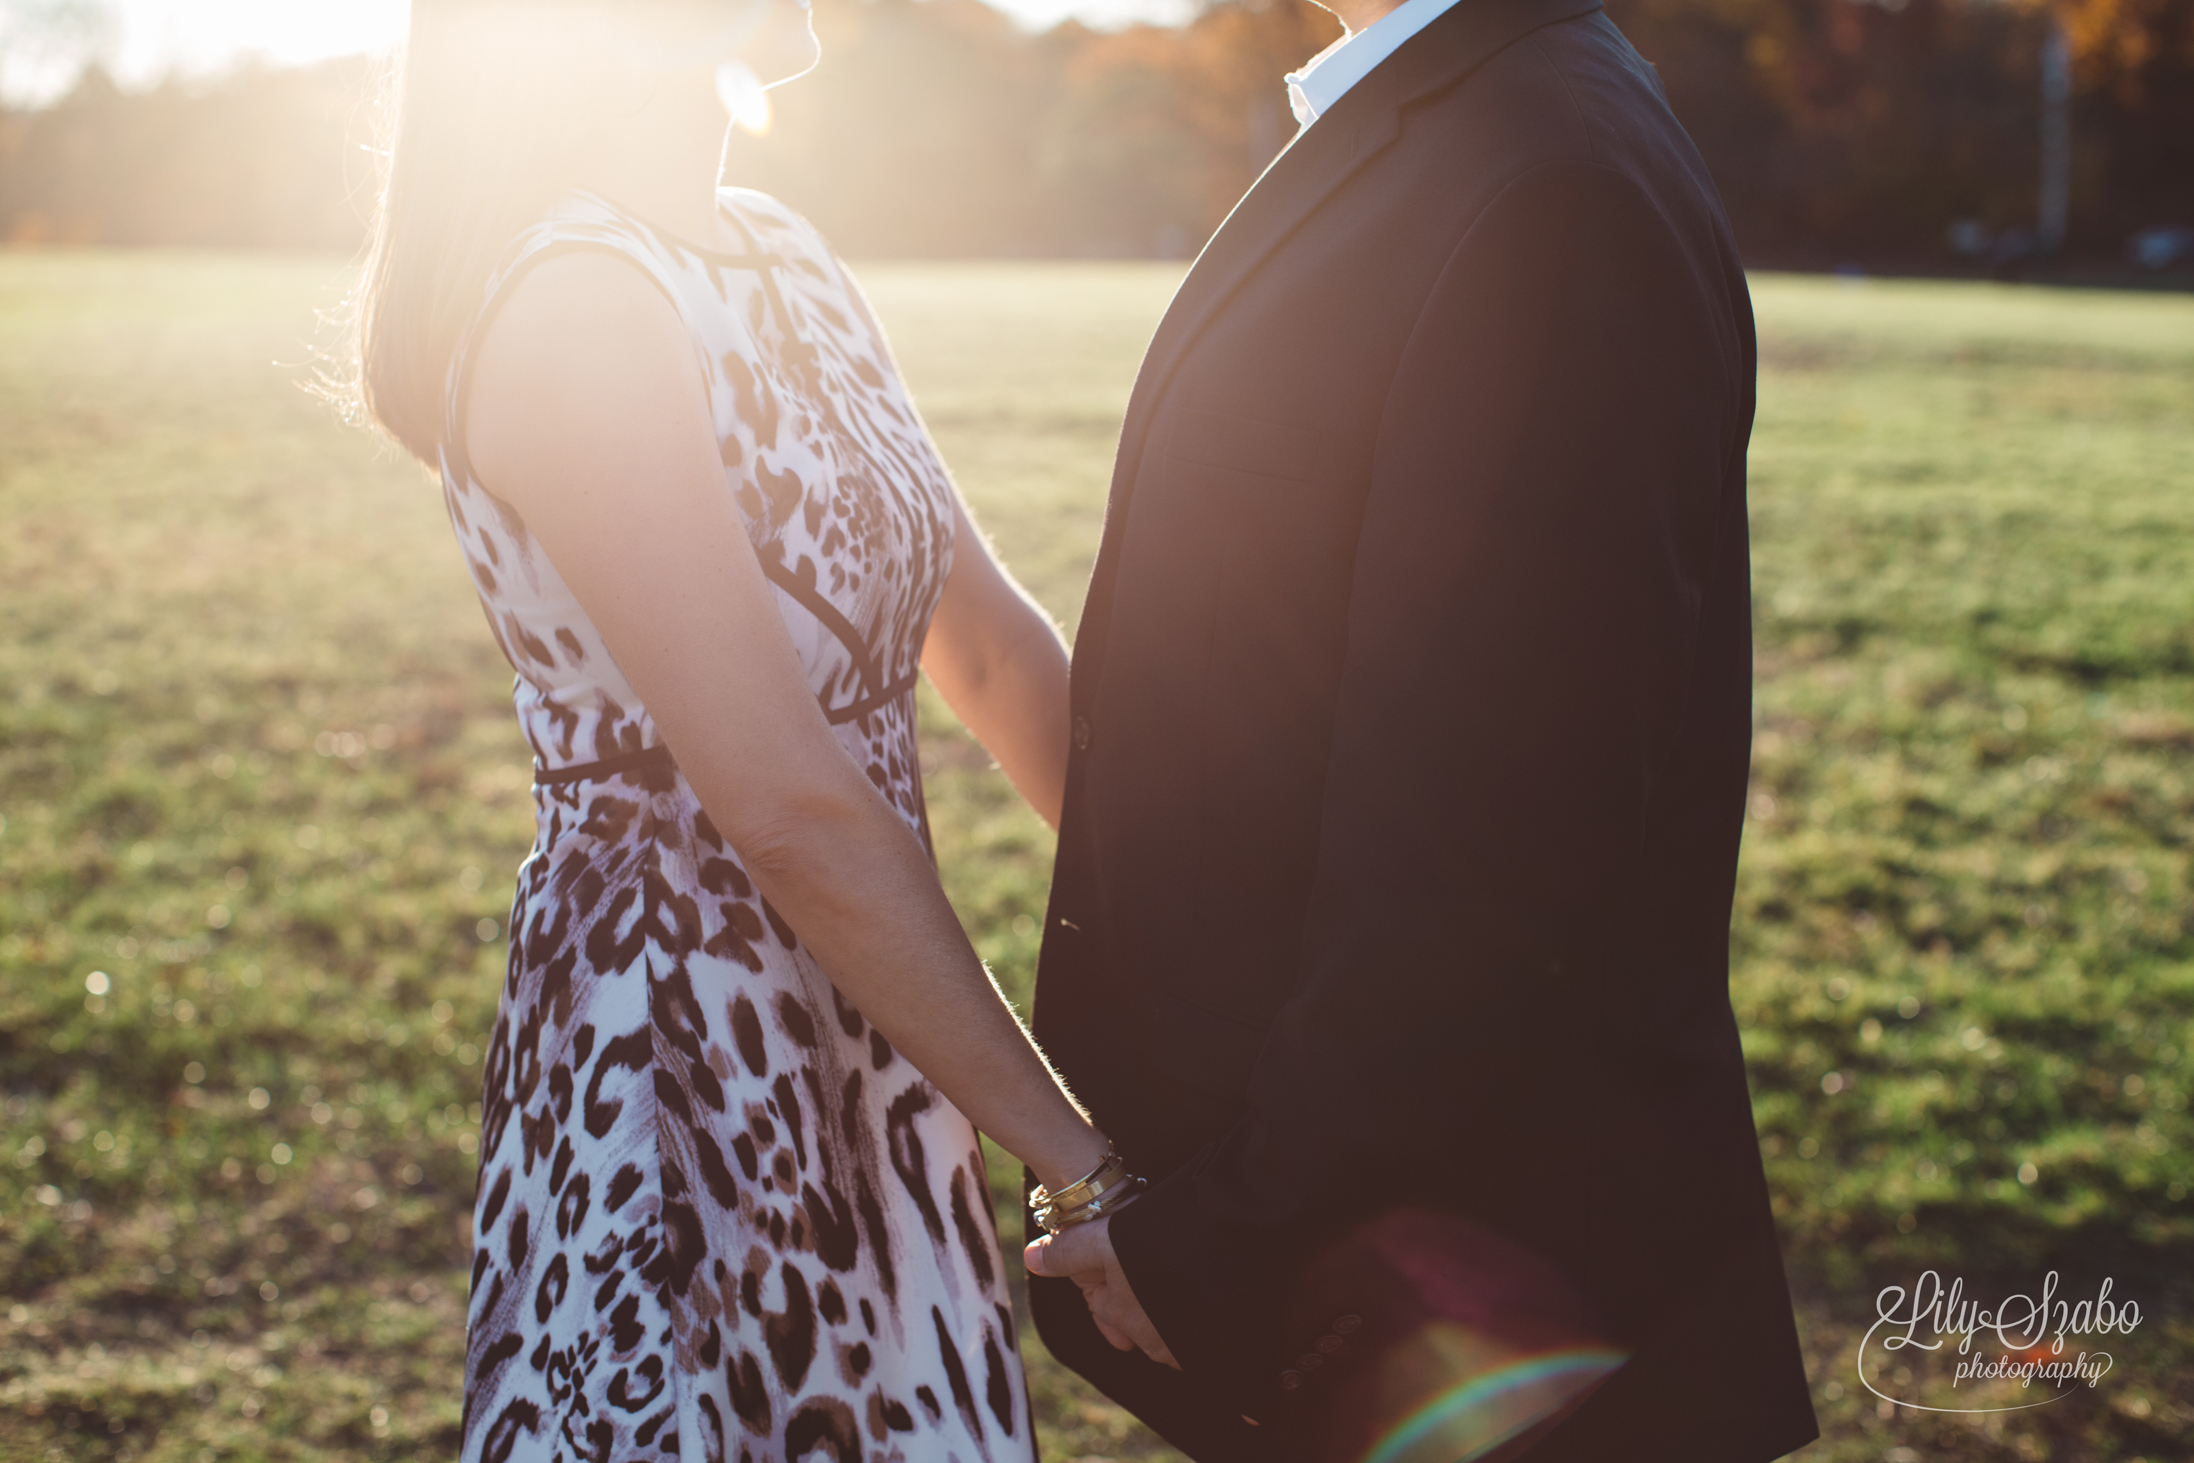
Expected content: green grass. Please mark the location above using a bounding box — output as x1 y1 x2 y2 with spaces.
1 253 2188 1462
1731 276 2194 1460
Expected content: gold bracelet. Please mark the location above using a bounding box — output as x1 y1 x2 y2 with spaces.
1032 1146 1129 1215
1031 1146 1146 1233
1034 1172 1145 1233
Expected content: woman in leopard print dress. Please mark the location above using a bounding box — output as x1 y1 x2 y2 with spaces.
356 4 1121 1459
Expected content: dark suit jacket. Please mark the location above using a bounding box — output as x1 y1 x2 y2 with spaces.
1025 2 1818 1460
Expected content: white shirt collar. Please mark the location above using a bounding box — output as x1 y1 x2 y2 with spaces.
1284 0 1467 128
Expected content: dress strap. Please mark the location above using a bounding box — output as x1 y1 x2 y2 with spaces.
533 743 677 787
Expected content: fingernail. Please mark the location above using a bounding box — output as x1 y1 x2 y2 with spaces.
1021 1241 1044 1274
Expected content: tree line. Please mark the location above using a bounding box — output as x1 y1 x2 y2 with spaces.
0 0 2186 265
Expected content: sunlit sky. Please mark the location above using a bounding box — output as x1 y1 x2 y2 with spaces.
1 0 1199 106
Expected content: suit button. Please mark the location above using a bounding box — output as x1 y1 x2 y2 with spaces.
1334 1314 1362 1334
1072 715 1092 751
1316 1334 1343 1353
1296 1353 1323 1371
1279 1371 1301 1389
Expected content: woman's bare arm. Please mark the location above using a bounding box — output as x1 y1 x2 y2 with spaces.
920 497 1072 830
463 254 1106 1192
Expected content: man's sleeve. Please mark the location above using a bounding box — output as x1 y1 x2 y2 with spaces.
1105 158 1744 1401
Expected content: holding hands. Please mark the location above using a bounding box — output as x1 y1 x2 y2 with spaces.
1023 1201 1180 1371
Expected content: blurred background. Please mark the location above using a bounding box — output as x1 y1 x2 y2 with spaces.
1 3 2190 1463
0 0 2190 271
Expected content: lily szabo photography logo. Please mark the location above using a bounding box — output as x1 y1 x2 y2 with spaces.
1857 1271 2144 1414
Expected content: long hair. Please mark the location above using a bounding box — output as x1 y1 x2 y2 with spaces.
353 3 611 465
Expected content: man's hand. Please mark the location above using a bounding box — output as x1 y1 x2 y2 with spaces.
1024 1217 1181 1370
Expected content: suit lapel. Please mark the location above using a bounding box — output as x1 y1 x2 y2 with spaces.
1125 102 1395 446
1071 0 1605 696
1121 0 1606 451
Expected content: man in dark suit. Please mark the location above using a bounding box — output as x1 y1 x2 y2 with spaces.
1017 0 1819 1458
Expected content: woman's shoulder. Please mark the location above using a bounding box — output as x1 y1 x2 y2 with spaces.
445 193 687 465
718 188 839 271
505 190 645 255
475 191 675 307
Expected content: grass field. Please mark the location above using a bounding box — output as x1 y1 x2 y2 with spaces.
1 251 2189 1463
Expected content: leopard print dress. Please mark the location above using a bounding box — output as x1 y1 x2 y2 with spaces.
439 189 1032 1463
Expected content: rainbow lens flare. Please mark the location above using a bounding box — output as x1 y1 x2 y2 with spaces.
1288 1210 1627 1463
1359 1341 1629 1463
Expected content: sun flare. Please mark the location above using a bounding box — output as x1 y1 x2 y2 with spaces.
112 0 410 81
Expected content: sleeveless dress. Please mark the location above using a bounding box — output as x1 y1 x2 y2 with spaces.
440 189 1033 1463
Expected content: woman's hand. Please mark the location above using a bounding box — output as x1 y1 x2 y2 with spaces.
1024 1215 1181 1370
